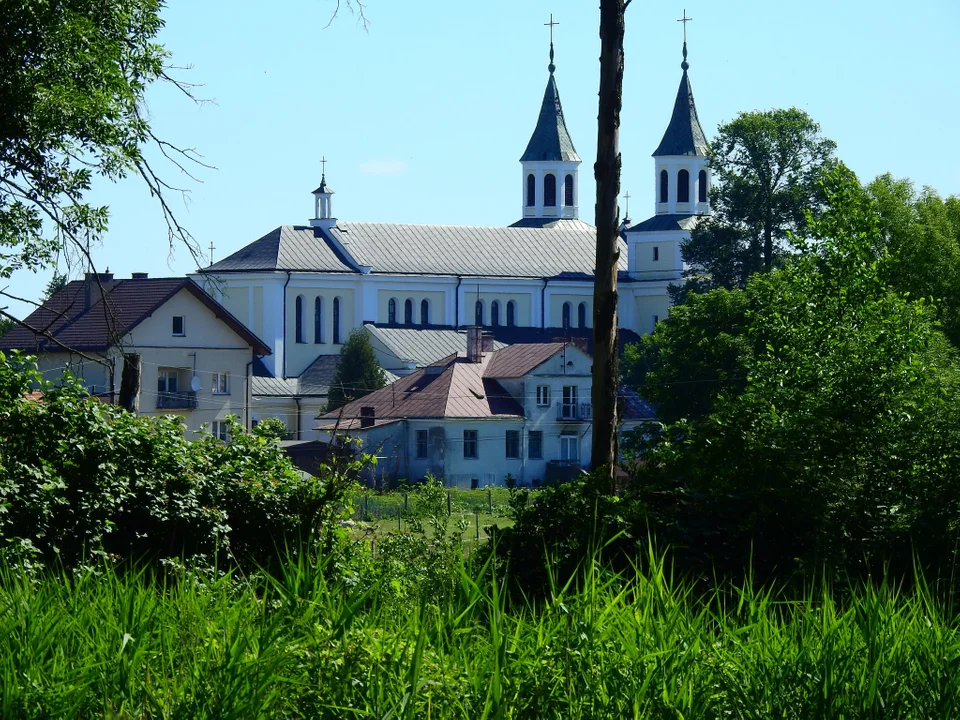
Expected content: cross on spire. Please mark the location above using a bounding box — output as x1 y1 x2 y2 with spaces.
677 9 692 42
208 240 215 264
545 13 559 73
623 191 631 218
320 155 327 179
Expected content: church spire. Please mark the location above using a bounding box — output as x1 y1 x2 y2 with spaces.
652 37 708 157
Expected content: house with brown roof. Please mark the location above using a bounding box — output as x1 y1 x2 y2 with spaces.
0 272 270 437
316 329 654 487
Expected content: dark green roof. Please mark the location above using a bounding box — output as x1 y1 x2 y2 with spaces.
653 45 708 158
520 72 580 163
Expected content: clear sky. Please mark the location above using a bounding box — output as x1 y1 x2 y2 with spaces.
5 0 959 318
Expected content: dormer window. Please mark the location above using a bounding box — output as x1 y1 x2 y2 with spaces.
677 169 690 203
172 316 185 337
544 174 557 207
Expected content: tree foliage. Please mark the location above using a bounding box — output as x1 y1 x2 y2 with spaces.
673 108 836 300
327 330 387 411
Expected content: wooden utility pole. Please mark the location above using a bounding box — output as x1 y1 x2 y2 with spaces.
118 353 141 412
592 0 627 483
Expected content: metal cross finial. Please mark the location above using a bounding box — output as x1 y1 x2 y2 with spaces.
624 191 631 218
545 13 559 72
320 156 327 179
677 9 693 43
209 240 216 264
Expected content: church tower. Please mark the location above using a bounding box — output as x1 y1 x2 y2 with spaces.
519 18 581 223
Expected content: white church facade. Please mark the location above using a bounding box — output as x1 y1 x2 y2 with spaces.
194 37 711 431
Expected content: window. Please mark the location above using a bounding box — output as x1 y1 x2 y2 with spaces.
526 173 536 207
333 297 341 343
561 385 578 419
420 298 430 325
698 169 708 203
212 372 230 395
404 298 414 325
295 295 305 343
157 369 179 393
388 298 397 324
463 429 478 459
652 315 659 331
528 431 543 459
505 430 520 459
536 385 550 407
560 434 579 462
491 300 500 327
475 300 484 326
314 297 323 343
506 301 516 327
578 302 587 329
416 429 429 459
564 174 574 206
562 302 571 329
653 246 659 262
172 316 185 337
544 173 557 207
211 420 229 442
659 170 669 203
677 169 690 203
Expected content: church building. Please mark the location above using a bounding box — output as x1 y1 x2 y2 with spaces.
195 33 711 429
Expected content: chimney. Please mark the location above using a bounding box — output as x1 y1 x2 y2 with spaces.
131 272 148 280
481 333 495 353
359 406 375 429
466 326 483 363
83 271 116 310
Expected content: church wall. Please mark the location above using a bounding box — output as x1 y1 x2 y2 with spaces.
464 289 533 327
285 285 356 377
217 284 249 326
548 293 593 329
634 294 672 335
377 289 447 325
252 286 264 338
628 234 684 281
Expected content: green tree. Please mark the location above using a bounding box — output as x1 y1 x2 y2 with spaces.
673 108 836 300
42 271 68 301
0 317 11 338
327 330 387 411
252 416 290 441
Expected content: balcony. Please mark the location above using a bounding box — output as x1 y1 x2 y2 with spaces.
156 391 198 410
557 401 592 422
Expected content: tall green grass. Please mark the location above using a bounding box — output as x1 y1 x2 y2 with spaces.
3 552 960 718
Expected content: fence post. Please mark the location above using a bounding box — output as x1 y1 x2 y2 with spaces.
475 510 480 541
404 493 408 512
398 505 402 533
488 488 492 513
447 491 452 516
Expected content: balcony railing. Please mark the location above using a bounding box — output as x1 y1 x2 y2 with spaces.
156 391 198 410
557 401 592 421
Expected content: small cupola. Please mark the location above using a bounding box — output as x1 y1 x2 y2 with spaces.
309 158 337 230
519 15 581 222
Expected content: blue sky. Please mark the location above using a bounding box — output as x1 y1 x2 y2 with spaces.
5 0 959 317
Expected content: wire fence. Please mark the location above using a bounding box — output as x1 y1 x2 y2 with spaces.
350 486 517 523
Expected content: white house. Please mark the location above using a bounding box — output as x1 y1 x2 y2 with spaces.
193 34 712 440
316 329 654 487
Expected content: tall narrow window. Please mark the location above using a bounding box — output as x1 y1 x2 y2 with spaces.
475 300 483 326
491 300 500 327
314 297 323 343
505 430 520 459
295 295 305 343
564 174 574 206
677 169 690 202
420 298 430 325
526 173 536 207
388 298 397 324
463 429 478 459
578 302 587 329
172 316 185 337
653 246 660 262
698 170 707 203
416 429 429 459
404 298 414 325
544 174 557 207
528 431 543 459
562 302 571 329
660 170 669 203
506 300 516 327
332 297 341 343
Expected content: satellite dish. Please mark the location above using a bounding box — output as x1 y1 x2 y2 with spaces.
190 375 202 392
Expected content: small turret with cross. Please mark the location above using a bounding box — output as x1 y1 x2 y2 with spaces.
310 156 337 230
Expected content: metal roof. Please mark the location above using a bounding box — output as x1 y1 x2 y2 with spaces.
364 325 506 368
205 226 356 273
653 46 709 158
625 214 703 233
520 72 581 163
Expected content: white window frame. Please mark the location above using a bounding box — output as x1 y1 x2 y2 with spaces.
158 369 179 393
211 420 229 442
416 429 429 459
536 385 550 407
560 434 579 462
561 385 578 419
172 316 185 337
212 371 230 395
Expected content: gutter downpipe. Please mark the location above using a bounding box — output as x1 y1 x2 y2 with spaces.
245 354 255 430
281 271 292 379
541 278 549 329
454 276 463 329
295 396 302 440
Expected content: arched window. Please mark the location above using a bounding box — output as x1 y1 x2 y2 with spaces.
506 300 516 327
475 300 484 326
420 298 430 325
314 297 323 343
295 295 305 343
659 170 669 203
388 298 397 324
677 169 690 203
404 298 414 325
526 174 536 207
564 174 574 206
332 297 341 343
698 170 707 203
578 302 587 329
491 300 500 327
562 301 571 329
544 174 557 207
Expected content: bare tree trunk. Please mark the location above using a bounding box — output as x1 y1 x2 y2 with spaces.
118 353 141 412
592 0 626 484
